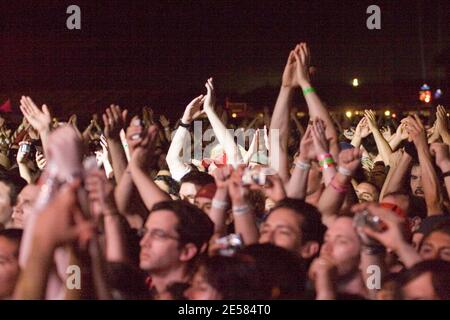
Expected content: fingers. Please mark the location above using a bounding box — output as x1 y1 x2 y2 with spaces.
42 104 50 116
413 114 424 129
102 113 110 131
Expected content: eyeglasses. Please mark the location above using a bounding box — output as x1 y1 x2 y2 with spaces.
138 227 179 242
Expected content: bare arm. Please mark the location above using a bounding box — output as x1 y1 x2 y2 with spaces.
203 79 243 167
228 168 259 245
381 151 412 197
294 43 339 160
317 148 362 227
102 105 129 183
408 115 443 215
129 126 170 211
365 110 392 166
431 143 450 201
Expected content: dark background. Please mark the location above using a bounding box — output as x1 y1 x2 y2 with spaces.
0 0 448 121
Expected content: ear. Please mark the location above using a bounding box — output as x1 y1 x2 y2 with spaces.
299 241 320 259
179 243 199 262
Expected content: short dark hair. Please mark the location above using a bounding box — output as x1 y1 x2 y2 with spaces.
267 198 326 244
149 200 214 252
241 243 307 299
0 171 27 205
180 171 215 188
397 260 450 300
0 228 23 256
420 221 450 250
200 254 270 300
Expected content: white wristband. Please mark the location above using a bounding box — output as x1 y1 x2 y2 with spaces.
232 204 250 216
212 198 229 210
294 160 311 171
338 166 352 177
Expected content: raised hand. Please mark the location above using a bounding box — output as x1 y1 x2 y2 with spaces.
125 116 144 155
35 150 47 170
355 117 371 138
299 125 316 161
311 118 330 156
395 122 409 141
293 42 312 87
181 95 205 124
364 109 378 130
436 105 449 136
257 173 286 203
33 180 94 251
351 202 408 252
85 168 117 220
102 104 128 141
203 78 216 113
405 115 427 148
46 125 83 181
227 165 249 204
338 147 363 176
213 164 233 190
19 96 51 134
430 142 450 171
130 125 159 171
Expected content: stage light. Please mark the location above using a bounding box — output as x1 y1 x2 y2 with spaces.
231 113 237 118
346 111 352 118
384 110 391 117
352 78 359 87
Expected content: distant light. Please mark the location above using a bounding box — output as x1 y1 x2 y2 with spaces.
435 89 443 99
258 113 264 118
384 110 391 117
424 95 431 103
421 83 430 91
296 112 302 117
392 113 397 118
355 111 360 115
352 78 359 87
231 113 237 118
345 111 353 118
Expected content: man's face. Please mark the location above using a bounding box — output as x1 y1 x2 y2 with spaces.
11 185 39 229
139 210 182 273
355 182 379 203
410 165 424 198
419 231 450 262
0 237 20 299
185 266 222 300
0 182 12 225
402 272 440 300
179 182 200 204
194 197 212 215
259 208 303 253
321 217 361 277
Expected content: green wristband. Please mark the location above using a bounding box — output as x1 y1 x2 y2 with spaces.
303 87 316 95
319 157 335 166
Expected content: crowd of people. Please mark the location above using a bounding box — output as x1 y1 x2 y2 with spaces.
0 42 449 300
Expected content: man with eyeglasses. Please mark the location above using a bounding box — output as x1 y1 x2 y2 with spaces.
139 200 214 299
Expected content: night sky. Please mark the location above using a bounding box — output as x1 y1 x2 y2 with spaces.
0 0 448 116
